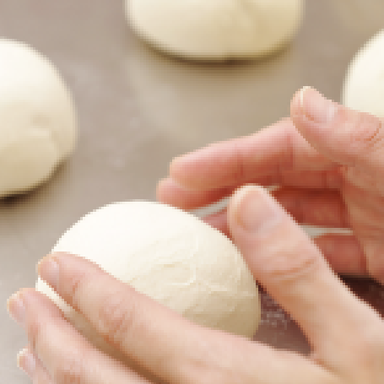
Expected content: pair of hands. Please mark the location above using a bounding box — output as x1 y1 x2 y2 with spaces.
8 87 384 383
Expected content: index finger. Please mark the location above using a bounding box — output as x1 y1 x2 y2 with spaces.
37 253 203 383
228 185 381 363
169 118 336 190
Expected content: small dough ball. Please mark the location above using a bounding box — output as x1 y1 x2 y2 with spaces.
342 30 384 118
0 39 77 198
126 0 304 61
37 201 260 354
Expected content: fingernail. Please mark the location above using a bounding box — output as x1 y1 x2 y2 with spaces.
38 255 59 289
17 348 36 378
7 292 26 325
233 185 283 233
299 86 336 125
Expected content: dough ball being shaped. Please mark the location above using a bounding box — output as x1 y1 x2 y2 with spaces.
342 30 384 118
126 0 304 61
0 39 77 198
37 201 260 354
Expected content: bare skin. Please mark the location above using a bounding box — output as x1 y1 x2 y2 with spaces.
7 87 384 383
158 87 384 283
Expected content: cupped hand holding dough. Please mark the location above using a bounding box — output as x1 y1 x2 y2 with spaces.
37 201 260 357
0 39 77 198
342 29 384 118
126 0 304 61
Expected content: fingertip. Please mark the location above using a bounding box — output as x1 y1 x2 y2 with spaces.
7 290 26 325
17 347 36 378
229 185 260 218
291 86 337 126
155 177 171 202
228 185 256 226
37 252 66 279
36 253 54 274
169 146 217 189
169 154 188 181
156 177 193 208
292 86 384 169
290 85 309 117
229 185 283 236
38 255 60 291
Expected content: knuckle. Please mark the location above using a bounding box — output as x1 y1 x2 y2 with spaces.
97 287 139 348
263 237 321 285
231 139 246 184
54 353 85 384
64 269 89 309
27 318 43 353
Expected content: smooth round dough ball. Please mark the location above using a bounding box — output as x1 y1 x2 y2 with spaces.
126 0 304 61
37 201 260 354
0 39 77 198
342 30 384 118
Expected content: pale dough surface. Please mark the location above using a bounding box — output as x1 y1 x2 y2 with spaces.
126 0 304 60
342 29 384 118
0 39 77 198
37 201 260 355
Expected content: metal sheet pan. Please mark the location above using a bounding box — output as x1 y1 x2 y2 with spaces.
1 1 384 381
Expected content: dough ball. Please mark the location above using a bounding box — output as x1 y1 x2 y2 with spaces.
37 201 260 354
126 0 304 61
0 39 77 198
342 30 384 118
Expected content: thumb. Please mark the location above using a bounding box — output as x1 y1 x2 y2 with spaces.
290 86 384 172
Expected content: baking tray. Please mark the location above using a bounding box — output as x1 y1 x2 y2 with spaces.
1 1 384 381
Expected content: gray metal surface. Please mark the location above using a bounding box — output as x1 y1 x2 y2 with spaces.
1 1 384 381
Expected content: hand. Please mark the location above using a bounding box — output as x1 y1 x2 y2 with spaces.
7 87 384 383
158 86 384 285
7 186 384 383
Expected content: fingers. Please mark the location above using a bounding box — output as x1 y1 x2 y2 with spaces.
202 209 230 238
314 234 367 276
202 187 350 239
7 289 151 384
202 189 368 277
156 177 232 210
36 252 227 384
202 226 367 279
274 187 350 228
227 185 380 362
158 169 343 211
291 86 384 172
18 347 53 384
28 256 336 384
168 118 339 191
